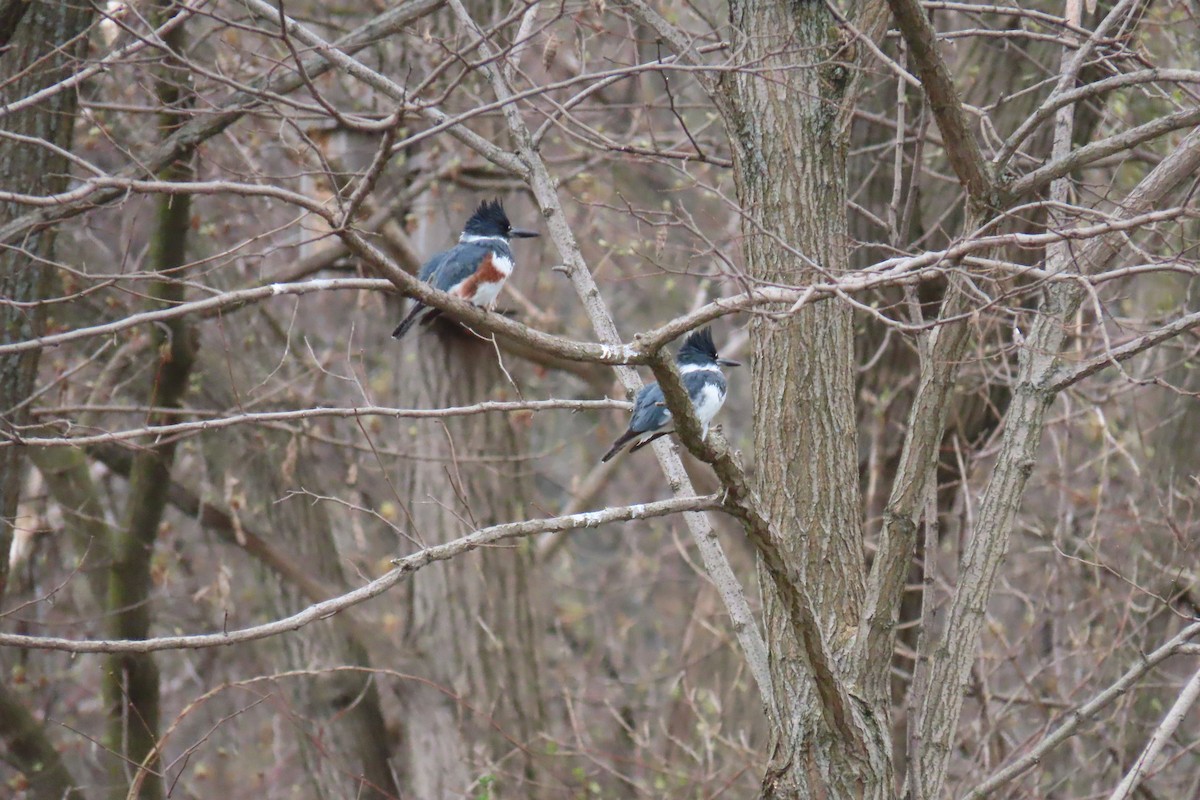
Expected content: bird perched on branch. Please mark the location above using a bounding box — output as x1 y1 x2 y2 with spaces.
392 199 539 339
601 327 741 462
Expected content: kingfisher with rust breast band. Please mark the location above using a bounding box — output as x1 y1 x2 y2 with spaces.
601 327 741 462
392 199 539 339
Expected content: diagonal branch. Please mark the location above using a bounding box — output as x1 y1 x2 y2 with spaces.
998 68 1200 168
614 0 726 110
884 0 996 206
647 353 863 752
1105 662 1200 800
1010 106 1200 197
0 0 199 120
1048 309 1200 393
963 622 1200 800
240 0 523 175
994 0 1146 171
0 496 720 654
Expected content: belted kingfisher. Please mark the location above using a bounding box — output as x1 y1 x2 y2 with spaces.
392 199 539 339
601 327 741 462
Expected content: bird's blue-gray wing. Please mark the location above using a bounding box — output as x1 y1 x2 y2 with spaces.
628 383 671 434
427 243 489 291
417 249 452 282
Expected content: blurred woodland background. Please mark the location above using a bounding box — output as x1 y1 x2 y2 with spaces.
2 0 1199 798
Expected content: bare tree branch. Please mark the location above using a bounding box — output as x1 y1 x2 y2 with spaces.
1011 106 1200 197
0 0 444 247
963 623 1200 800
1048 309 1200 393
0 0 200 121
10 205 1184 362
999 68 1200 166
646 353 862 752
1106 661 1200 800
0 496 720 654
994 0 1147 171
916 90 1200 800
11 399 630 448
241 0 524 174
884 0 997 206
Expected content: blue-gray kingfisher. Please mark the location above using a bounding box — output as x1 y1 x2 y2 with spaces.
601 327 740 462
392 199 539 339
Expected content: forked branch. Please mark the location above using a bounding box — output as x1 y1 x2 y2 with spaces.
884 0 997 206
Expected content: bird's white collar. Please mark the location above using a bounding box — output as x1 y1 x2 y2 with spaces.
679 363 722 375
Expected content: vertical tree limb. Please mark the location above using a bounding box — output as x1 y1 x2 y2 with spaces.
719 0 892 794
853 1 1009 680
103 8 196 798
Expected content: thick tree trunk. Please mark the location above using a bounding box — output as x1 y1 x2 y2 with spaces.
0 0 90 597
391 202 545 796
0 3 90 797
723 2 892 797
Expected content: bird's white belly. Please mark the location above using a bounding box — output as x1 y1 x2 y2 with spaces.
471 278 505 308
473 253 513 308
693 384 726 425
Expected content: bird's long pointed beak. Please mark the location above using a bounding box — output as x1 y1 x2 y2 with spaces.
717 358 742 367
509 228 540 238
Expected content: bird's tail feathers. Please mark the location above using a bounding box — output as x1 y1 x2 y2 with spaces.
628 430 671 454
392 303 430 340
600 429 640 463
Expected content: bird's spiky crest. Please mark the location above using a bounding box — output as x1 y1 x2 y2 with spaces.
463 199 511 237
677 327 719 365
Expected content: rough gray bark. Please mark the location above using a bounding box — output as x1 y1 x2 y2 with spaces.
721 2 892 796
0 3 90 796
0 0 90 598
